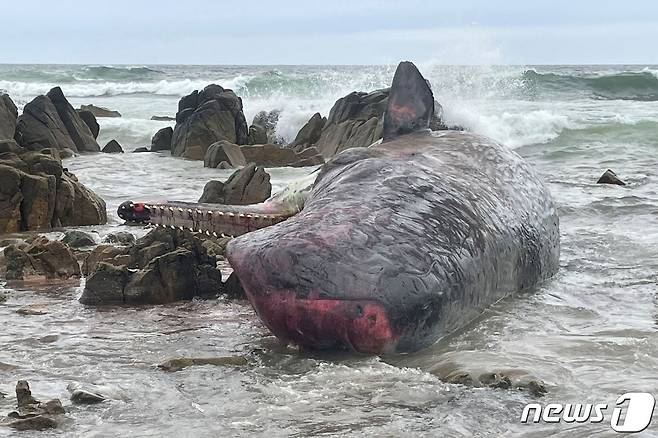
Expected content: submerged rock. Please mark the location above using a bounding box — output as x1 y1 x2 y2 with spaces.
79 104 121 118
158 356 248 372
102 139 124 153
132 147 150 153
597 169 626 186
150 126 173 152
69 389 105 404
61 230 95 248
150 115 175 121
171 84 249 159
198 163 271 205
80 228 223 305
103 231 135 246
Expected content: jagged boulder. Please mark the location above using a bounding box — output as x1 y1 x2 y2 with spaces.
246 123 267 145
0 93 18 140
102 139 123 153
77 110 99 139
171 85 248 160
79 104 121 118
150 126 173 152
597 169 626 186
291 112 326 151
199 163 271 205
203 140 246 168
80 228 223 305
0 149 106 233
15 88 100 153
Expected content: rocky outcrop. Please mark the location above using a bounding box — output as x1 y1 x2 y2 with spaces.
248 110 282 144
171 85 248 160
150 126 173 152
0 139 23 154
79 104 121 118
198 163 271 205
158 356 247 372
80 228 224 305
102 140 123 153
313 89 388 158
15 88 100 153
4 236 81 280
291 112 326 151
46 88 100 152
597 169 626 186
204 141 323 168
0 149 107 233
310 88 450 158
77 110 99 139
3 381 65 431
0 93 18 140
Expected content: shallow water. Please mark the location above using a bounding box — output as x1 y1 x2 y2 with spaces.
1 65 658 436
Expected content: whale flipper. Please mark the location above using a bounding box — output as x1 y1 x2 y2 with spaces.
382 61 435 141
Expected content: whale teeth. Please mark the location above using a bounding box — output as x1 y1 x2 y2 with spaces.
178 208 184 213
195 209 202 215
228 212 235 217
170 225 175 229
217 211 224 216
238 213 245 218
205 230 210 236
160 206 165 211
168 207 174 213
220 233 226 238
187 209 193 214
212 232 218 237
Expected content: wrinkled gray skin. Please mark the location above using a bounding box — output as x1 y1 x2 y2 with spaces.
120 61 560 354
226 129 560 353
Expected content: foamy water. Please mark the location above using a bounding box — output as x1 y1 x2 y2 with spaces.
1 64 658 436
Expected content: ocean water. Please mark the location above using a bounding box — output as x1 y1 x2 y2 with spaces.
1 64 658 436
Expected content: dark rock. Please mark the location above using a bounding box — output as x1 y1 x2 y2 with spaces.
82 244 130 276
103 231 135 246
61 230 95 248
132 147 150 153
291 112 326 150
198 180 225 203
77 109 100 139
251 110 282 144
80 229 223 305
199 163 271 205
4 236 81 280
150 115 175 121
246 123 268 145
150 126 173 152
16 380 39 407
203 140 246 168
6 415 58 431
79 104 121 118
80 262 131 304
15 95 78 152
171 84 249 160
46 87 100 152
597 169 626 186
0 139 23 154
0 93 18 140
217 161 232 169
223 271 245 299
158 356 248 372
102 139 124 153
0 164 23 233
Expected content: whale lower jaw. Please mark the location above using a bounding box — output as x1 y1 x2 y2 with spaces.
247 290 399 354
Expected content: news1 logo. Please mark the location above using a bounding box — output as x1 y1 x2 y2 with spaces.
520 392 656 432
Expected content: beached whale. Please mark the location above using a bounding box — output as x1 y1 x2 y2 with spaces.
118 61 560 354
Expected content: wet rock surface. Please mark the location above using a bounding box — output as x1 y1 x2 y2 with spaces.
2 381 65 431
171 84 249 160
291 112 326 151
77 109 100 139
597 168 626 186
61 230 96 248
150 126 173 152
204 141 323 168
0 93 18 140
198 163 271 205
102 139 124 153
0 148 107 233
80 228 225 305
4 235 81 280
